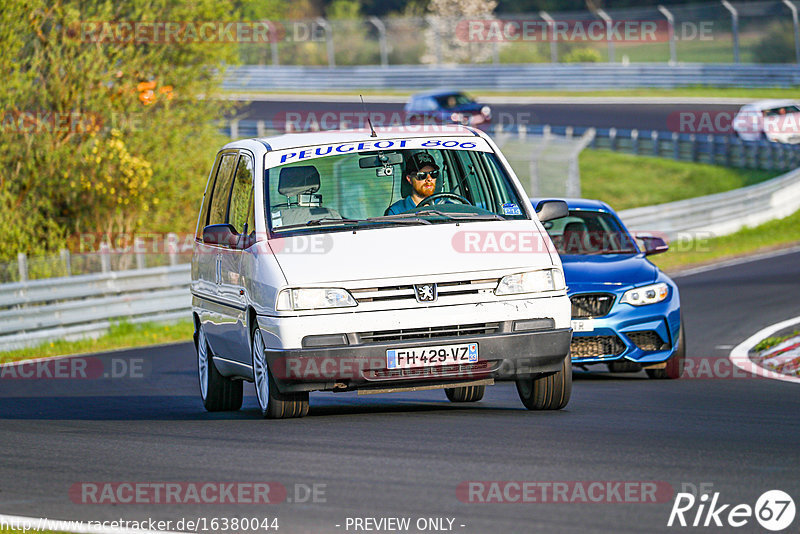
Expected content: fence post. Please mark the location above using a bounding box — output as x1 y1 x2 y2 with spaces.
17 252 28 282
317 18 335 67
271 40 279 66
658 6 677 64
721 0 740 63
99 242 111 273
707 134 715 164
651 130 659 156
672 132 680 160
539 11 558 63
631 129 639 155
60 248 71 276
609 127 617 151
690 134 698 161
723 135 732 166
738 138 746 167
368 16 389 67
597 9 615 63
783 0 800 64
167 232 179 266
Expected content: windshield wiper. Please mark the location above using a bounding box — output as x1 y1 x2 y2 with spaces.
277 217 363 229
368 214 432 225
414 210 505 221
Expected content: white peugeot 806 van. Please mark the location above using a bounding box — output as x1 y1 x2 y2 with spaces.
192 125 572 418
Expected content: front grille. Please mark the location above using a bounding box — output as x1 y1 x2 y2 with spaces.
571 293 615 318
350 278 499 303
364 361 495 381
571 335 625 359
358 322 501 343
627 331 668 351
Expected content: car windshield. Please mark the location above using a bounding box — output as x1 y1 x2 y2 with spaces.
434 93 474 109
265 143 528 233
544 210 638 255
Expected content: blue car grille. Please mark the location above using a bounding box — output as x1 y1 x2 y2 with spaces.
570 293 615 318
571 335 625 359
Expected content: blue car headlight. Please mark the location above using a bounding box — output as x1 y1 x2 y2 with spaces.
620 283 669 306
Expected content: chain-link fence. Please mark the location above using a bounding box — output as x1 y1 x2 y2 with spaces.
237 0 800 67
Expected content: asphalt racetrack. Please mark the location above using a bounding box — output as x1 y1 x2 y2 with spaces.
1 250 798 533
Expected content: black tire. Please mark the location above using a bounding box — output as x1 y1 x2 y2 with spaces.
196 325 243 412
252 328 309 419
445 385 485 402
646 320 685 379
515 354 572 410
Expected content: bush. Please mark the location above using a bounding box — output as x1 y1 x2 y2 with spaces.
753 21 796 64
562 47 602 63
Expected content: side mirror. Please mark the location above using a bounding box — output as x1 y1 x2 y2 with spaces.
203 224 240 247
636 234 669 256
535 200 569 222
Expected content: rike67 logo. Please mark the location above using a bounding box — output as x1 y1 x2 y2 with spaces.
668 487 796 531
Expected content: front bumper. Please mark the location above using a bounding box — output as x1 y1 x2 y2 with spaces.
262 327 572 393
569 296 681 365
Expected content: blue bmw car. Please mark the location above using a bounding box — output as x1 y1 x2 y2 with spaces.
404 90 491 127
531 198 685 379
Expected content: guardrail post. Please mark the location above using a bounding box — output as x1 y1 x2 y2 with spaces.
707 135 716 164
540 11 558 63
763 141 774 170
783 0 800 64
17 252 28 282
565 126 574 139
229 119 239 139
672 132 680 160
99 242 111 273
609 127 617 151
658 6 677 64
368 16 389 67
723 135 732 166
597 9 615 62
721 0 740 63
651 130 659 156
543 124 551 140
738 138 746 167
60 249 71 277
134 237 146 270
631 129 639 154
517 124 527 140
690 134 698 161
256 120 266 137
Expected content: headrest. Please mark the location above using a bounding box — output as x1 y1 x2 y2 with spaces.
278 166 320 196
563 221 587 234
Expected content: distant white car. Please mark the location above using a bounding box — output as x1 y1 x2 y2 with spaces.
733 100 800 144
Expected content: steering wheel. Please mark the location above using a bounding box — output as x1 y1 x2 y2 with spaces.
417 193 472 207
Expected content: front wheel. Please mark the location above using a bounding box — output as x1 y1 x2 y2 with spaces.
515 355 572 410
445 385 485 402
646 320 685 379
197 325 243 412
252 328 309 418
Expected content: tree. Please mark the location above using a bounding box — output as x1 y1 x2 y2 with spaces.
422 0 504 64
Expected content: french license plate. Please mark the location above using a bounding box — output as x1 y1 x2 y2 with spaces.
387 343 478 370
571 319 595 332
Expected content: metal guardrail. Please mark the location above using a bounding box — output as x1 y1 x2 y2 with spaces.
0 265 191 351
619 165 800 239
223 64 800 91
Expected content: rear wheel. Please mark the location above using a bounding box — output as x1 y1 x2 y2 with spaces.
445 385 485 402
516 355 572 410
252 328 309 418
197 325 243 412
646 320 685 379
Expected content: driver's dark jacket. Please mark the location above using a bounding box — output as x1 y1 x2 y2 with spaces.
386 195 417 216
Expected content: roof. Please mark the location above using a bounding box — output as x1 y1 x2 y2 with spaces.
226 125 479 152
409 89 470 98
739 99 799 111
530 197 615 212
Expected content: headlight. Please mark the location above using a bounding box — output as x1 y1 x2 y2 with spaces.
481 105 491 118
276 288 357 311
450 112 463 123
620 283 669 306
495 269 565 296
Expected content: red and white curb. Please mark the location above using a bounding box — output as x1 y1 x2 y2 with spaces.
729 316 800 385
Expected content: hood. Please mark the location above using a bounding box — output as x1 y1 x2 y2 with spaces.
269 220 557 286
560 253 658 293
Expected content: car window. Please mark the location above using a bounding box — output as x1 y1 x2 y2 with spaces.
229 154 254 234
265 147 528 232
206 154 237 226
434 93 474 109
545 211 638 254
195 156 222 239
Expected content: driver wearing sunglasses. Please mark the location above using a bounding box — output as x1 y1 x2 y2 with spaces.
385 152 441 216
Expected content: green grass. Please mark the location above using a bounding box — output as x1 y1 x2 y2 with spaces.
0 320 194 365
754 330 800 352
649 208 800 272
579 149 778 211
221 87 800 99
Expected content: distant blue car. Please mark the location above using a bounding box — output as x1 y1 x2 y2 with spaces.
404 90 491 127
531 198 685 379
